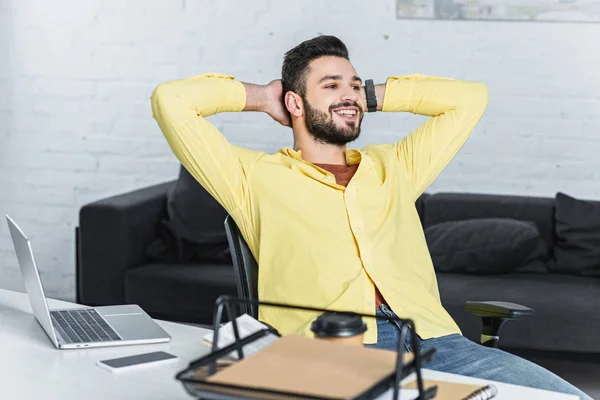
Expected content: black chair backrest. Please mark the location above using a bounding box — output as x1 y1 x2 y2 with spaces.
224 215 259 318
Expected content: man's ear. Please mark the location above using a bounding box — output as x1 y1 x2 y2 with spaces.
284 92 304 118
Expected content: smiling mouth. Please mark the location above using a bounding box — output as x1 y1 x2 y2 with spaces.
333 108 359 120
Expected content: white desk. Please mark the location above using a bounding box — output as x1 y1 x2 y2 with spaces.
0 288 212 399
0 289 578 400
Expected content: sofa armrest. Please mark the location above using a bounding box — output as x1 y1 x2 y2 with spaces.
464 301 534 348
78 181 175 306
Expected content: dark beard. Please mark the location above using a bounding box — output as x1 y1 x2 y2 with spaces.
303 99 363 146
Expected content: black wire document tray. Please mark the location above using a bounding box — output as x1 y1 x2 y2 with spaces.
175 296 438 400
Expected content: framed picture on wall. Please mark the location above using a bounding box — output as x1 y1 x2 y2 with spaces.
396 0 600 23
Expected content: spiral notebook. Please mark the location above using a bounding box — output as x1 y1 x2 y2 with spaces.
401 379 498 400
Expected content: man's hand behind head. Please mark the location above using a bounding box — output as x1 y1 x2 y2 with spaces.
265 80 291 127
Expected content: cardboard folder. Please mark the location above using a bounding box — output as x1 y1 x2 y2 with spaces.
204 334 412 399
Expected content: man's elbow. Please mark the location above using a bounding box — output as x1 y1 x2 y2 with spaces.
150 82 173 119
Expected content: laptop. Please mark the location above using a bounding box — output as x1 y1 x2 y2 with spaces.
6 215 171 349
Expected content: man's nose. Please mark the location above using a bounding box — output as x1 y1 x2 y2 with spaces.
341 88 359 102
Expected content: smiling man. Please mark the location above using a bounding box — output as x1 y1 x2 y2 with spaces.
151 35 590 398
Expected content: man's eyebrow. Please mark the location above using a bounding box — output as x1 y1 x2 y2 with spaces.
318 75 342 84
318 75 363 84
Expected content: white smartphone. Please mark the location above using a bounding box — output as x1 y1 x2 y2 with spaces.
96 351 179 373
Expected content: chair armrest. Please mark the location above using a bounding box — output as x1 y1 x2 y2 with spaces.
464 301 535 348
78 181 175 306
464 301 535 319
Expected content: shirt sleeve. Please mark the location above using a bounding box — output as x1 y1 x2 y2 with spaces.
151 72 261 214
381 74 489 199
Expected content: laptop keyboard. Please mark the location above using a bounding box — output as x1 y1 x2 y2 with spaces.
50 309 121 344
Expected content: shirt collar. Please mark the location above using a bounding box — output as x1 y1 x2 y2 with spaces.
279 148 373 169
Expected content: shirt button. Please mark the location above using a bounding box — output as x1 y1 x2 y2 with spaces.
326 176 334 181
367 301 374 307
355 226 362 233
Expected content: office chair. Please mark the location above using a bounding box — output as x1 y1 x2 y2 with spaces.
224 215 534 348
224 215 260 319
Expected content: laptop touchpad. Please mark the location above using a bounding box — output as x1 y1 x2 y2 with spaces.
98 305 169 340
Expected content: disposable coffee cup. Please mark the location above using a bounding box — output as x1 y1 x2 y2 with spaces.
310 312 367 346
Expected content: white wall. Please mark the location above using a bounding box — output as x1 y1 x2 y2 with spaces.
1 0 21 292
1 0 600 300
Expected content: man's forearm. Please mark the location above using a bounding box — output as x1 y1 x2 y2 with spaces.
242 80 290 127
242 82 269 113
151 73 246 120
379 75 488 116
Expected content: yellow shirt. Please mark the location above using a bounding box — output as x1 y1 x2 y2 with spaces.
151 72 488 344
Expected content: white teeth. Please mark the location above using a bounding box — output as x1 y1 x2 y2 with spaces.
336 109 356 116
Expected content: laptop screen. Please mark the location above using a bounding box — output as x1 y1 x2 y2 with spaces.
5 215 58 347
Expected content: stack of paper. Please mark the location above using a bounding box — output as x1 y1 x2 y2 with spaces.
202 314 279 359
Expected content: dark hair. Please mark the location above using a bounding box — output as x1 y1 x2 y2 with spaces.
281 35 349 98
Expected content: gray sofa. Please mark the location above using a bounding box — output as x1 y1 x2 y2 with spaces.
77 184 600 355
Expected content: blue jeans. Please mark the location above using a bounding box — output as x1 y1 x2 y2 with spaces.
366 305 592 400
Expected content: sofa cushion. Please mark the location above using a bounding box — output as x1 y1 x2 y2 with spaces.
425 218 549 274
552 192 600 276
423 193 556 246
146 165 232 264
125 263 237 324
437 272 600 353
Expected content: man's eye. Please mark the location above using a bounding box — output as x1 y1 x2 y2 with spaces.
325 84 337 89
352 85 360 91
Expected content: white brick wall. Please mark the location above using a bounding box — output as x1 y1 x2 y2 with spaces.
1 0 600 300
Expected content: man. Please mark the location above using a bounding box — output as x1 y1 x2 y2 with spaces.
151 35 590 398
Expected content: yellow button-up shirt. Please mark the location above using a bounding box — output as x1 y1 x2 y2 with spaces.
151 72 488 344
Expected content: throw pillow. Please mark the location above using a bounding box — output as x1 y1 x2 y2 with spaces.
552 192 600 276
146 165 232 264
424 218 549 274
